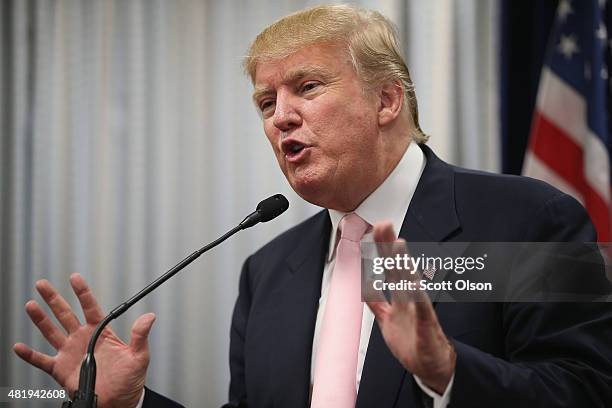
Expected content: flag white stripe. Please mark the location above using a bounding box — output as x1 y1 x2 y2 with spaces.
523 151 585 205
534 68 611 201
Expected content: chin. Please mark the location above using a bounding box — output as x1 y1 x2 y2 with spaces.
289 175 331 208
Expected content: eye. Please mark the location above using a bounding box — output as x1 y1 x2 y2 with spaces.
259 99 276 114
300 82 320 93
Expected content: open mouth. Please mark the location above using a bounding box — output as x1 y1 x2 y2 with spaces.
287 142 305 156
282 139 309 161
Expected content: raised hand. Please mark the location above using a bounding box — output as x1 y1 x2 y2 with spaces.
366 222 456 394
13 273 155 408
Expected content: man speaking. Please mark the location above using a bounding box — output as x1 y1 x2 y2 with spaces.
13 4 612 407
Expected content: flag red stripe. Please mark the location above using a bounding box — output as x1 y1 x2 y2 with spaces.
530 111 611 241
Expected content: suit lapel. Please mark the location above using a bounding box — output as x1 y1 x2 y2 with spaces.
357 144 461 408
402 144 460 243
271 211 331 408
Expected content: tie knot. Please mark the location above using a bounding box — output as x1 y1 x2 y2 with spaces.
339 213 369 242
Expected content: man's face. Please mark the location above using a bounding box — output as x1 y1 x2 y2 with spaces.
253 42 382 210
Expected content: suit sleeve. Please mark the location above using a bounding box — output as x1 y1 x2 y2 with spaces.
449 193 612 407
142 387 185 407
221 256 253 408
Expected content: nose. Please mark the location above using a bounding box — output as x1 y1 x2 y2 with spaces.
272 89 302 131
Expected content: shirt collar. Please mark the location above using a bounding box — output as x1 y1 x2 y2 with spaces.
327 141 426 261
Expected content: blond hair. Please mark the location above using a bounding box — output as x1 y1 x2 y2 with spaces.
244 4 429 143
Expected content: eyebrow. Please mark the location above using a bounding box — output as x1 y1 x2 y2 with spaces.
252 65 336 104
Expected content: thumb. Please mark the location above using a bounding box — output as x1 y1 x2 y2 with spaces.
129 313 156 354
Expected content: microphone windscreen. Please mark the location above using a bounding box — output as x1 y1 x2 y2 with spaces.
256 194 289 222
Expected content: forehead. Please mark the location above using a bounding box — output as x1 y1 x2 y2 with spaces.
253 43 354 90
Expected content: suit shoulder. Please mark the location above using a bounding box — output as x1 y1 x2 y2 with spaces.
242 210 328 289
449 165 594 240
251 209 328 259
452 165 575 207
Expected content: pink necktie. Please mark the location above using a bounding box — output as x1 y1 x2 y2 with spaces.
311 213 369 408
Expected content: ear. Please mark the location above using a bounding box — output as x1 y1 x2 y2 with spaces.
377 81 404 127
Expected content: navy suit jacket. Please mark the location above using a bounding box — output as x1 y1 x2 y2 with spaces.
144 145 612 407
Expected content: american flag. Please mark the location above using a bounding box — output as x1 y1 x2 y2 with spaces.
523 0 611 241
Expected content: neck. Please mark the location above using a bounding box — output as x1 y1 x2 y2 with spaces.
329 136 411 212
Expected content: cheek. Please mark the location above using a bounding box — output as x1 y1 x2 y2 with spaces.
263 124 280 151
313 102 376 153
263 124 289 174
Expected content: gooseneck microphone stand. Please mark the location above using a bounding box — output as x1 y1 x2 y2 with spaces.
61 194 289 407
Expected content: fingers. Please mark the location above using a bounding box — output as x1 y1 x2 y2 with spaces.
13 343 55 374
372 222 429 306
411 294 437 323
69 273 105 324
129 313 156 354
366 300 390 320
373 223 410 270
370 225 442 341
35 279 81 334
373 222 401 260
373 221 396 243
25 300 66 350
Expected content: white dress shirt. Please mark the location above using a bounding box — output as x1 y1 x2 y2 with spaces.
310 141 453 408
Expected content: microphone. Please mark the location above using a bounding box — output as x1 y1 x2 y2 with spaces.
62 194 289 408
239 194 289 229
